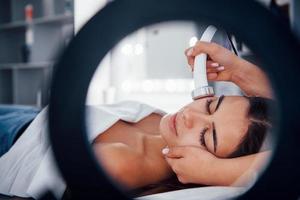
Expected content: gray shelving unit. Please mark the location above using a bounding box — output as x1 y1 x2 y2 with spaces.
0 0 74 107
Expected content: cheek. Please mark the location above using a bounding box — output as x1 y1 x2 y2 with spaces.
160 115 204 148
177 131 201 147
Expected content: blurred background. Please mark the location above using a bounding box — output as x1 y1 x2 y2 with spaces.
0 0 297 113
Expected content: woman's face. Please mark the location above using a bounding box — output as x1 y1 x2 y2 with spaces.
159 95 250 158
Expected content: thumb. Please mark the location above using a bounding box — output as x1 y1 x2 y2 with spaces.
162 146 188 158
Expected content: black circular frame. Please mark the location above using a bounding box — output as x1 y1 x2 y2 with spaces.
49 0 300 199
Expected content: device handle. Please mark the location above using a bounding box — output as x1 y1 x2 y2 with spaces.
193 25 217 88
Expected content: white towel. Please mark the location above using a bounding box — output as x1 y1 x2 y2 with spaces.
0 101 166 199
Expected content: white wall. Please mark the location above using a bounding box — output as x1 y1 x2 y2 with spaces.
145 21 196 79
74 0 107 33
108 21 200 112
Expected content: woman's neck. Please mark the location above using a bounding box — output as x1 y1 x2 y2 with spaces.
143 134 167 157
142 134 173 179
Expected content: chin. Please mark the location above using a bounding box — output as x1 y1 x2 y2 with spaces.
159 115 168 137
159 114 175 146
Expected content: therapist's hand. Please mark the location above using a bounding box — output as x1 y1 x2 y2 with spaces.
185 41 240 82
162 146 221 185
185 41 273 98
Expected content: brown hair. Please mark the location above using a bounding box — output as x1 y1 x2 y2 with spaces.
228 96 276 158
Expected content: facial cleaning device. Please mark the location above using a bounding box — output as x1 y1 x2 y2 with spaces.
191 25 218 100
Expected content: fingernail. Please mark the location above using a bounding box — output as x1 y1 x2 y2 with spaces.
211 62 220 67
162 148 169 155
187 48 193 56
217 66 225 71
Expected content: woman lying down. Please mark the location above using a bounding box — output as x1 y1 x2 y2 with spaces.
0 42 275 199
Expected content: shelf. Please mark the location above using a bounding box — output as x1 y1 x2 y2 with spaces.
0 14 73 31
0 0 73 107
33 13 73 25
0 21 27 30
0 62 53 70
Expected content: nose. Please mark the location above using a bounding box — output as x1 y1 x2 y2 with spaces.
181 107 210 129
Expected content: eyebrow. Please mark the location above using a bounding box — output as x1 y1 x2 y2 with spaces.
215 95 225 112
212 95 225 153
212 123 217 153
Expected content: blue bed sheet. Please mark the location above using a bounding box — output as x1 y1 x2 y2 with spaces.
0 105 40 157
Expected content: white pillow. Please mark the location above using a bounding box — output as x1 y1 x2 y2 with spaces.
136 186 247 200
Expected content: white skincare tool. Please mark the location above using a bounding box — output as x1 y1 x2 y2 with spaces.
191 25 218 100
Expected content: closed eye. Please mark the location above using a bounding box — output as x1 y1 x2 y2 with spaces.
206 99 213 114
200 127 208 149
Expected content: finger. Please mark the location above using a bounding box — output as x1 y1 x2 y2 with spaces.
188 54 220 72
207 66 225 73
185 48 195 70
185 47 194 57
207 60 220 68
165 157 184 175
165 157 178 169
207 68 219 73
207 73 218 80
206 61 219 72
187 57 195 71
192 41 219 57
188 57 219 72
162 146 189 158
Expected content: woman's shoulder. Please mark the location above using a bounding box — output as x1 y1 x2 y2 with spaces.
93 142 148 189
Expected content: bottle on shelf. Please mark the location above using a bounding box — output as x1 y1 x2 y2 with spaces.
22 4 34 63
25 4 33 23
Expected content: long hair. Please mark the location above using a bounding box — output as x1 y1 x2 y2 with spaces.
228 96 276 158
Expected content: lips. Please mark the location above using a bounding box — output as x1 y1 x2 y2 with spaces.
169 113 178 136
